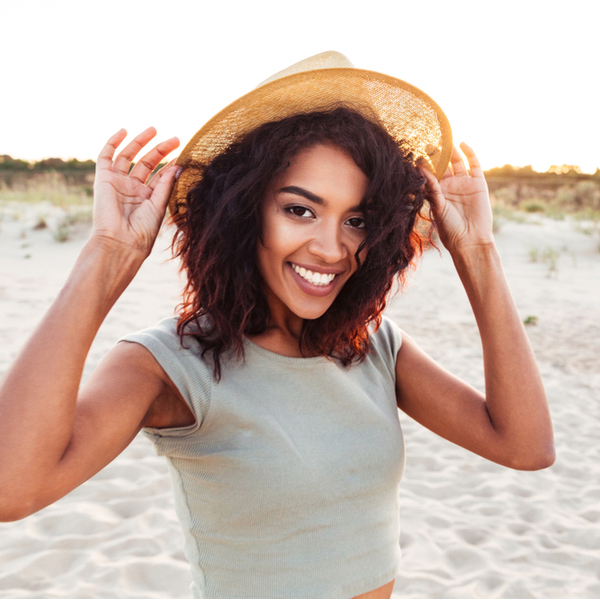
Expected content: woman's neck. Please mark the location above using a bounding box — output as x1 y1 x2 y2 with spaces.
248 298 309 356
247 327 306 357
249 287 308 356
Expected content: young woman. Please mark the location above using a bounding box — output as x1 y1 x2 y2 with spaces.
0 53 554 599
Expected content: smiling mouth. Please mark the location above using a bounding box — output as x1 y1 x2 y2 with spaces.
290 263 337 286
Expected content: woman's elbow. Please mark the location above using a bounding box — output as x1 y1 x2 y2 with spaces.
0 489 44 522
0 500 36 522
506 443 556 471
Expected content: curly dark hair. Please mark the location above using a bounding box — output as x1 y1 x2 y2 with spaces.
171 107 432 378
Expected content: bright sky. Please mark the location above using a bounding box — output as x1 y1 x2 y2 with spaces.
2 0 599 172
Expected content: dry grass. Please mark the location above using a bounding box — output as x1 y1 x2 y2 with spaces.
0 172 92 207
0 172 94 242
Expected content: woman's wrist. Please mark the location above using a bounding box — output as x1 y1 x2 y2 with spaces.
86 231 152 263
449 240 499 269
448 241 507 317
64 236 146 318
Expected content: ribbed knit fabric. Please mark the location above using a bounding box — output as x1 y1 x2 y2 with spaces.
120 316 405 599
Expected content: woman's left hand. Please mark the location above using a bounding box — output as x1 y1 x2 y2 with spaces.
421 143 494 254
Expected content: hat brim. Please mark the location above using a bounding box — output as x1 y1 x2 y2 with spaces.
169 67 452 215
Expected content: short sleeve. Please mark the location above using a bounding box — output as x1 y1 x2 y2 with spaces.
119 317 212 443
369 316 403 381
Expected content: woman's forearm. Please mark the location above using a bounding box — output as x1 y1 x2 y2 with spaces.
0 237 145 492
451 243 555 469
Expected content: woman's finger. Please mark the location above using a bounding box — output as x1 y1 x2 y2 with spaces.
111 127 158 175
96 129 127 171
440 164 454 181
459 142 484 178
149 165 181 215
129 137 180 184
450 145 468 177
420 165 445 211
147 158 178 191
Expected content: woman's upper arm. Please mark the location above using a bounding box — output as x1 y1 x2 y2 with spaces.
31 341 172 512
395 330 506 464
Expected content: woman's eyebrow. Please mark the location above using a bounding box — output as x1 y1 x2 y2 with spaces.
278 185 364 213
278 185 324 205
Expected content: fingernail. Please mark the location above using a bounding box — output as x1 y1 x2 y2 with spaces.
175 167 183 180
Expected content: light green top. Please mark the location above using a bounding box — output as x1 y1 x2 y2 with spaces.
121 316 405 599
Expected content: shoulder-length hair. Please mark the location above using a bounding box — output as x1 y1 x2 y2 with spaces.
171 107 432 378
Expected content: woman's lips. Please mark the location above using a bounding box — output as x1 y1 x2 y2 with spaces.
290 262 339 285
287 262 340 297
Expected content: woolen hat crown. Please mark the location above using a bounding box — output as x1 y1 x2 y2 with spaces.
169 51 452 214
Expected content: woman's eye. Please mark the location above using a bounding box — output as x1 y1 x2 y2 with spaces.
346 216 366 229
287 206 313 218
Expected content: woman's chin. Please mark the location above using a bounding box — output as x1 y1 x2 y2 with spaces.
287 302 332 322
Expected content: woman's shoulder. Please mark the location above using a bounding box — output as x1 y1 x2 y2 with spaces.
366 316 403 376
369 315 403 352
120 317 212 435
119 316 212 389
120 316 203 354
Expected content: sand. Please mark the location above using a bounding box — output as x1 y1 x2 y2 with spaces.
0 203 599 599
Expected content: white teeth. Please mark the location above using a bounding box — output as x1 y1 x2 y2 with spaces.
291 263 336 286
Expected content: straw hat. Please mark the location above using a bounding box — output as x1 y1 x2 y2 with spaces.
169 51 452 214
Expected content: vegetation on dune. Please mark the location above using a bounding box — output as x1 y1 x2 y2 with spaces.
0 155 167 208
486 163 600 223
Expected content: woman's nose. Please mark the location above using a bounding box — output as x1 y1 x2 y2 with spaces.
307 221 348 263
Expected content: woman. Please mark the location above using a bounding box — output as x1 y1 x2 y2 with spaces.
0 52 554 599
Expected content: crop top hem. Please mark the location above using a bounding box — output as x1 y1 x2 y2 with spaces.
338 564 402 599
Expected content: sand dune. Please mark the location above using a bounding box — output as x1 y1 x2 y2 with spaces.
0 205 599 598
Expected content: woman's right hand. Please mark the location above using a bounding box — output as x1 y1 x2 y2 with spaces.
92 127 180 256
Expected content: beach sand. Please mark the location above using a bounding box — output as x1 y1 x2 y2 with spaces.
0 204 599 598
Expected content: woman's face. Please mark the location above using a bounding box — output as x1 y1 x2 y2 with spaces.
257 143 369 325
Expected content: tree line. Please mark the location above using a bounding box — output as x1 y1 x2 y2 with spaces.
1 154 599 181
